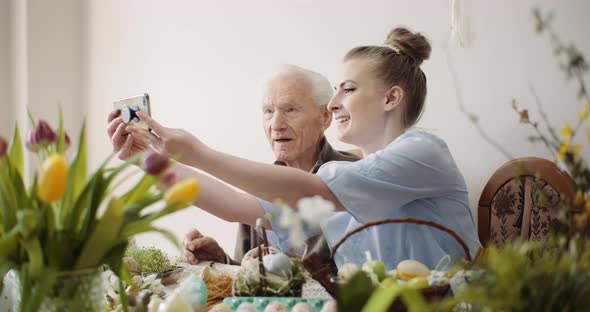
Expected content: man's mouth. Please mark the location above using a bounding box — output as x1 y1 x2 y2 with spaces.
274 138 293 143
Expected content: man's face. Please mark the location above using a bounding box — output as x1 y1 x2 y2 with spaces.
261 74 331 166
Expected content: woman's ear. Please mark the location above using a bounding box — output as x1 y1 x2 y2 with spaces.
384 85 404 112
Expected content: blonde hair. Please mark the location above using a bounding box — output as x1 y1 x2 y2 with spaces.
345 27 431 127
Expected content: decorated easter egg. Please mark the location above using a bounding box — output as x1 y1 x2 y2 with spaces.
262 252 292 277
396 259 430 280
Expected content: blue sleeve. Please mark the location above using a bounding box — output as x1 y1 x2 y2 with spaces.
255 197 293 252
317 133 465 223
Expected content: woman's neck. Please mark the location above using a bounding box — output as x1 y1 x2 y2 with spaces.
359 122 406 157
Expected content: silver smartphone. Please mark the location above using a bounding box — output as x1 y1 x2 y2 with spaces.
113 93 151 130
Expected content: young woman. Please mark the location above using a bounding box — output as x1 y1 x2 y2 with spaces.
115 27 481 269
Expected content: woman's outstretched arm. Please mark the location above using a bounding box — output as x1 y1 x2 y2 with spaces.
132 112 344 210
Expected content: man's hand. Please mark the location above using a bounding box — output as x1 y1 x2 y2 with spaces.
182 228 227 264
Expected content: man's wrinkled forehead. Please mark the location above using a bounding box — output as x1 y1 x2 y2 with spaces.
260 75 315 107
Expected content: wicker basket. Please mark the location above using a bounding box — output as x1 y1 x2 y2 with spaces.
330 218 473 311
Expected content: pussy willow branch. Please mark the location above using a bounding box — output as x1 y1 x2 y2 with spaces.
443 46 514 160
538 10 590 139
529 85 561 146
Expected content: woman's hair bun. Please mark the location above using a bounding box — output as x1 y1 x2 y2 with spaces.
385 27 431 65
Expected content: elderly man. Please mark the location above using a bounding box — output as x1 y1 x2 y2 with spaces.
181 65 359 271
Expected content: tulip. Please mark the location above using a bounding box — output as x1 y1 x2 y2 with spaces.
26 120 57 152
159 171 177 189
0 136 7 157
37 154 69 203
35 120 57 145
64 132 71 150
164 178 200 211
144 152 170 176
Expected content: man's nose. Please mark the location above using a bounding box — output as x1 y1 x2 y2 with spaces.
271 113 287 130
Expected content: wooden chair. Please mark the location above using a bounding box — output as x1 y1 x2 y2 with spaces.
478 157 575 247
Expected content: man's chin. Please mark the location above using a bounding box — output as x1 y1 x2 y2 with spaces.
274 153 294 163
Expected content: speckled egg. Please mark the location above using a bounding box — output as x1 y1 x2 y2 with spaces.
291 302 314 312
236 302 259 312
264 301 287 312
320 300 337 312
209 303 232 312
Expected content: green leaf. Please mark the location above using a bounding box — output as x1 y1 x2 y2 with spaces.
22 268 57 312
61 121 87 226
102 240 128 274
8 123 24 178
0 161 18 230
0 227 20 258
22 238 44 278
75 197 124 269
362 279 430 312
120 174 158 206
27 110 36 129
56 106 66 155
337 271 376 312
122 192 163 224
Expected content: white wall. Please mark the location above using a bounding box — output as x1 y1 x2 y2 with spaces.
3 0 589 260
0 0 12 136
1 0 83 176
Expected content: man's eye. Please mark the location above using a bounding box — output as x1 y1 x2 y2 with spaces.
286 107 297 113
263 109 273 114
343 88 356 94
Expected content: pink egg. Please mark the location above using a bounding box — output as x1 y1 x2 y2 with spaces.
264 301 288 312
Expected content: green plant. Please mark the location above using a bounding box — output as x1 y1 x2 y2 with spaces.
0 111 200 312
440 237 590 311
124 247 176 274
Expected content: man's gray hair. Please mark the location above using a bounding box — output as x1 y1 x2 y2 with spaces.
257 64 333 107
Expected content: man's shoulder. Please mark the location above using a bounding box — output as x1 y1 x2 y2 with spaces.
321 139 361 163
327 149 362 162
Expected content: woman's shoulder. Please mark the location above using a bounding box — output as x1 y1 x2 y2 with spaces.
382 130 450 158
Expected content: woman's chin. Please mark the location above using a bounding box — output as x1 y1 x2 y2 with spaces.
336 131 353 144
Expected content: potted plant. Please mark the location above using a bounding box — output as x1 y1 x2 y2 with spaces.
0 111 200 312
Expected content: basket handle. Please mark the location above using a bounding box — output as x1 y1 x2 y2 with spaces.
331 218 472 262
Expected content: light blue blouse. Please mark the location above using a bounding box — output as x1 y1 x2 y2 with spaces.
258 131 482 270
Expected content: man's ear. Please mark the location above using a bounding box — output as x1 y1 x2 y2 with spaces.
384 85 404 112
321 107 332 130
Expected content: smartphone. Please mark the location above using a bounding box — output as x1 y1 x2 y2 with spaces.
113 93 151 130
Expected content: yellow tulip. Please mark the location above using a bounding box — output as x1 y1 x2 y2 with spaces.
164 178 200 211
37 154 69 203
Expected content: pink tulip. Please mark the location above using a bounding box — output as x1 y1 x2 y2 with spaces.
0 136 7 157
159 171 177 188
144 152 170 176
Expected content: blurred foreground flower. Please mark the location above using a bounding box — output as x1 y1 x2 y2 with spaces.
164 178 200 211
37 154 69 203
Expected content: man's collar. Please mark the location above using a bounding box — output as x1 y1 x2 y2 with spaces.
273 137 328 173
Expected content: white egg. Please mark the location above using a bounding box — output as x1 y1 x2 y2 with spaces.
236 302 258 312
320 300 337 312
292 302 314 312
